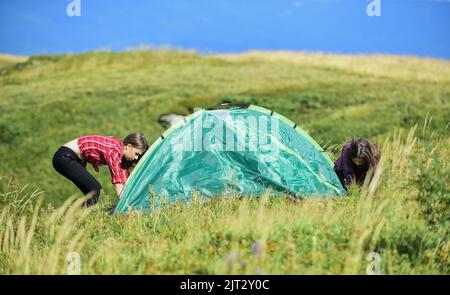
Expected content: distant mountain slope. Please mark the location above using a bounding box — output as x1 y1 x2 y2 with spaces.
0 53 27 69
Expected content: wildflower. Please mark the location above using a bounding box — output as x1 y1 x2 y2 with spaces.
251 240 263 259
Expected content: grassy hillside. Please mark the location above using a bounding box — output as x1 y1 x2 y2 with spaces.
0 54 27 70
0 50 449 274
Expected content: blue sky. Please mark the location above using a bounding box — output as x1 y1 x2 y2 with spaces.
0 0 449 59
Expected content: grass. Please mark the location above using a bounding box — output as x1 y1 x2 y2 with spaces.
0 50 449 274
0 54 27 70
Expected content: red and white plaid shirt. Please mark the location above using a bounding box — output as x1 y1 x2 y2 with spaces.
77 135 128 184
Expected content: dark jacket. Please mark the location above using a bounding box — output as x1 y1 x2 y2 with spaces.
334 141 368 189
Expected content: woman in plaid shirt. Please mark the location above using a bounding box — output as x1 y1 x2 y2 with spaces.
52 133 148 207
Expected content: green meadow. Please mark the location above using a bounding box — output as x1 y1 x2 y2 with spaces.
0 50 448 274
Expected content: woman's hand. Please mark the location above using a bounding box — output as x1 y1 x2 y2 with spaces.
113 183 125 198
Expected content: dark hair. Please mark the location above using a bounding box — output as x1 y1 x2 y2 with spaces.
348 138 381 169
121 133 149 174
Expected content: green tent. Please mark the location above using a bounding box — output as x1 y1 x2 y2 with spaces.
115 105 346 213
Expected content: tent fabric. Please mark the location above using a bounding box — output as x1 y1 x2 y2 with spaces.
115 105 346 213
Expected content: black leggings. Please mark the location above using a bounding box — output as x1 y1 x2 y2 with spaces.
52 146 102 207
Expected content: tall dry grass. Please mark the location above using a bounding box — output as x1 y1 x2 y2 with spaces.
0 125 448 274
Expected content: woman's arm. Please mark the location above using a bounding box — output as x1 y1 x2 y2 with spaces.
113 183 125 198
104 150 128 198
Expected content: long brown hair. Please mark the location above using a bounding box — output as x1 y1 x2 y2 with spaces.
349 138 381 169
121 133 149 174
348 138 381 169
